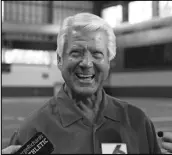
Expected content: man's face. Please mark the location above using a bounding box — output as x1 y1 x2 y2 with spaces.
58 29 110 96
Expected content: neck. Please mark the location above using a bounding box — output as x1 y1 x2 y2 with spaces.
64 84 103 109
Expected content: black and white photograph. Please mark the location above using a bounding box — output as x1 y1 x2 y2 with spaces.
1 1 172 154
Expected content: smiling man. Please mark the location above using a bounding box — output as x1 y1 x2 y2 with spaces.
59 29 109 98
2 13 172 154
57 25 111 124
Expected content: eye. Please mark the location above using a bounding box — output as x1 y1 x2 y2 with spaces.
93 50 104 58
70 50 81 57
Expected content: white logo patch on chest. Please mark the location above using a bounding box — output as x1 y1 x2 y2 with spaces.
101 143 127 154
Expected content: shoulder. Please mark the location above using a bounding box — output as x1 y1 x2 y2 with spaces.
106 94 149 125
11 97 59 144
106 94 146 116
22 96 58 126
106 94 156 133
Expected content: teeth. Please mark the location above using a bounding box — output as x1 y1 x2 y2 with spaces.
77 74 93 78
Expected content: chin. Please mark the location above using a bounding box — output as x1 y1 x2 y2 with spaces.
73 86 98 97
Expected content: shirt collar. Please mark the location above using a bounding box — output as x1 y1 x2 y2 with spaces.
102 93 121 122
56 84 83 127
56 84 121 127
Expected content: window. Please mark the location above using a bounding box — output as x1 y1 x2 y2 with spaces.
129 1 152 24
124 42 172 70
101 5 123 28
50 52 58 66
2 1 4 22
159 1 172 18
3 48 51 65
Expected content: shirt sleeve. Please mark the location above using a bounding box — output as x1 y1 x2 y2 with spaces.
145 117 162 154
8 129 22 146
8 121 38 147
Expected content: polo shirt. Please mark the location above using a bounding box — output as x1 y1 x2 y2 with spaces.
9 85 161 154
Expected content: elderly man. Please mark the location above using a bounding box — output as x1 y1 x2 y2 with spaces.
2 13 172 154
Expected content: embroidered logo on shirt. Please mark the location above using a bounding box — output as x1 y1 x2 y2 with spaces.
101 143 127 154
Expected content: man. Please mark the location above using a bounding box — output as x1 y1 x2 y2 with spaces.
2 13 172 154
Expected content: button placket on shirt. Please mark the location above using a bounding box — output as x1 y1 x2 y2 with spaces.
82 117 106 154
92 124 96 154
81 115 106 154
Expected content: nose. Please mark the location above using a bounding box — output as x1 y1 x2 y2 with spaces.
79 52 93 68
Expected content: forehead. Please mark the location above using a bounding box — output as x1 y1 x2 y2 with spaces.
67 29 108 49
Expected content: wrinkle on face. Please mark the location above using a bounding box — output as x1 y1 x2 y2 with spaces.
60 29 110 123
61 28 110 100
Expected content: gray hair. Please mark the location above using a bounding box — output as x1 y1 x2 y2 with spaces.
56 13 116 61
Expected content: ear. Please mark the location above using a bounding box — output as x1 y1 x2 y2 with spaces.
57 53 62 70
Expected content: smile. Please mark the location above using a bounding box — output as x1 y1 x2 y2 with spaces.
75 73 95 82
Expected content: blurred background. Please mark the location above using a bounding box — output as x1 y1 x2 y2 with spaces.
1 0 172 149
